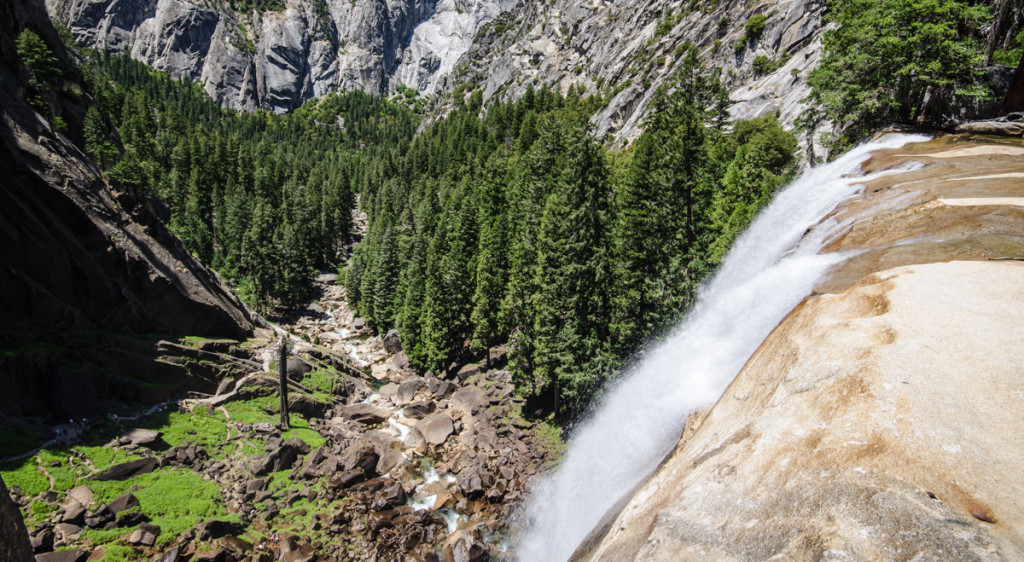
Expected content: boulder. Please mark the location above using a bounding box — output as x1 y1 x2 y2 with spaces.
379 382 399 401
334 374 372 402
396 377 426 404
350 477 407 511
402 400 436 419
287 394 330 419
286 356 312 380
341 403 390 425
106 492 139 515
115 509 148 527
120 428 161 447
30 527 54 552
339 442 380 476
433 380 456 399
383 329 403 353
455 363 480 382
376 450 405 475
61 499 86 524
455 465 493 499
127 528 157 546
488 345 508 368
246 478 268 494
221 536 253 553
416 413 455 446
153 546 179 562
353 317 366 330
65 485 94 508
53 522 82 542
35 550 87 562
451 387 488 416
139 522 162 537
371 363 396 381
90 457 157 481
196 519 245 540
955 120 1024 136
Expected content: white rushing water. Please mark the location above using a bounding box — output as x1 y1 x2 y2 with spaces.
515 134 930 561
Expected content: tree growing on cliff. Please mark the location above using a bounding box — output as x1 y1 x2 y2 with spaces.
805 0 992 141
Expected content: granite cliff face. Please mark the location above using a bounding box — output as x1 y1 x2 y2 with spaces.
1 0 255 419
579 134 1024 560
46 0 513 113
47 0 828 139
437 0 827 141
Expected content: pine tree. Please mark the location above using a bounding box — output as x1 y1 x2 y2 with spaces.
528 110 615 415
611 46 729 356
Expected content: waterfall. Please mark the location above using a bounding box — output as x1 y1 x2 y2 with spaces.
514 134 930 562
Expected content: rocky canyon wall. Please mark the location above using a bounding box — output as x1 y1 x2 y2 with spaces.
1 0 255 419
46 0 831 140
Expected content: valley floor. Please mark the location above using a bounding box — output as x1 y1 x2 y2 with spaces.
2 274 562 561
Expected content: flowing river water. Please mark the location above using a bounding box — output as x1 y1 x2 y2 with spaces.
514 134 931 561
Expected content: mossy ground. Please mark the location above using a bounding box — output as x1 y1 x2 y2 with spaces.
0 345 346 560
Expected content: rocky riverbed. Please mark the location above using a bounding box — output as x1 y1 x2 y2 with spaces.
4 274 561 561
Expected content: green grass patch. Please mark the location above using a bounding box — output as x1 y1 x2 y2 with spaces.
77 445 143 473
86 467 231 545
94 543 145 561
137 408 229 458
0 458 48 497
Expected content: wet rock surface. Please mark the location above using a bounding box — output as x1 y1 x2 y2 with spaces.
582 137 1024 560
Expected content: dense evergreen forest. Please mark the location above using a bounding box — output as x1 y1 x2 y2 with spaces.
346 48 799 415
51 0 1019 417
79 52 419 312
63 40 799 417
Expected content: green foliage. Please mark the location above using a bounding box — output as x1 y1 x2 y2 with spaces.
83 106 117 167
80 54 418 313
751 52 792 75
655 11 683 38
745 14 768 39
228 0 285 12
16 29 62 91
992 28 1024 66
349 50 797 417
611 46 730 356
804 0 992 142
86 468 229 542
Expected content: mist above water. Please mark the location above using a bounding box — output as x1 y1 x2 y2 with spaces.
514 134 930 562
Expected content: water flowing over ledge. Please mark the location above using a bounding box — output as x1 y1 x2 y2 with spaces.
514 133 932 562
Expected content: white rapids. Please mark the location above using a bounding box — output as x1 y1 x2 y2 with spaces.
514 134 931 561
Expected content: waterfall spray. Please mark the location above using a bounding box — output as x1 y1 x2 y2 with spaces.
514 134 930 562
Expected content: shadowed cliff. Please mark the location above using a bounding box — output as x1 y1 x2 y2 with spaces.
0 0 255 420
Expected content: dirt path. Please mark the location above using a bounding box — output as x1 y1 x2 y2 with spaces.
35 456 55 492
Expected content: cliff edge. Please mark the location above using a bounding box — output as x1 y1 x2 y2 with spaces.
580 135 1024 560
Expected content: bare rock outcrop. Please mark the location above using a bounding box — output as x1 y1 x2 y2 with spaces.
583 137 1024 560
46 0 503 112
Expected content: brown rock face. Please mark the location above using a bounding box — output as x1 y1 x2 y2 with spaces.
583 137 1024 560
0 0 255 419
0 475 33 562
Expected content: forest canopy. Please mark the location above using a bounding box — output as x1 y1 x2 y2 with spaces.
346 48 799 416
66 38 799 418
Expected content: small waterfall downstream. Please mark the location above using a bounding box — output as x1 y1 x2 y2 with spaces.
515 134 930 561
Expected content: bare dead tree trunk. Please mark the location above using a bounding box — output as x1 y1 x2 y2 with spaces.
279 335 290 430
986 0 1009 65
